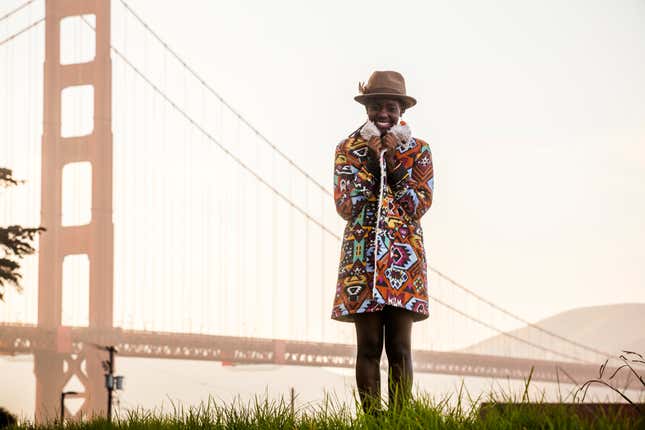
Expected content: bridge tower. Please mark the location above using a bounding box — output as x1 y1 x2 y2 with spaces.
36 0 113 422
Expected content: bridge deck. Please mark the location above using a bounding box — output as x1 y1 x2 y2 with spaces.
1 323 640 390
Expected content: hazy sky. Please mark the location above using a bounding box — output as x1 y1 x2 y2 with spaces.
121 0 645 321
1 0 644 340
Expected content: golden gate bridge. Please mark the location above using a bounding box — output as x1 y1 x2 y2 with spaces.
0 0 636 422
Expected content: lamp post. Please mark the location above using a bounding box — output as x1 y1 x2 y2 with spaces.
60 391 79 423
100 345 125 422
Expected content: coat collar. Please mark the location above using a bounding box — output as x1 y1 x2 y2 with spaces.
359 120 412 144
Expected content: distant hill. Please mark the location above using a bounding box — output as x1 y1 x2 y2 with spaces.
459 303 645 360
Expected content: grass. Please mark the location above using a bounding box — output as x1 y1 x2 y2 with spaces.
7 378 644 430
6 354 645 429
7 396 643 430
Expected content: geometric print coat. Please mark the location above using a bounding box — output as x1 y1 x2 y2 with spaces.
331 121 434 323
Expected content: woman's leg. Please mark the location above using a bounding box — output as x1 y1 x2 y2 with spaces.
354 311 384 413
383 305 414 409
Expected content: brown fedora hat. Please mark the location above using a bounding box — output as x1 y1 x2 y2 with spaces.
354 70 417 109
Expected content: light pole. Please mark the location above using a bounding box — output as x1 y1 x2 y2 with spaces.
100 345 124 422
60 391 79 423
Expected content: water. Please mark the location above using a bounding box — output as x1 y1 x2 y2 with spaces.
2 355 643 421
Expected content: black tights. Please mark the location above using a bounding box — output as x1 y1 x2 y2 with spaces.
354 305 413 412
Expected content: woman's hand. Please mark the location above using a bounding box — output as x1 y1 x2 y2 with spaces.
382 133 398 153
366 136 381 155
382 133 398 168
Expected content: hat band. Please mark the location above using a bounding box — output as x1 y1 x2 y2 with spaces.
362 87 406 96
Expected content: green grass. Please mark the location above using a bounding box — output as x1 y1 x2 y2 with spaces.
8 385 644 430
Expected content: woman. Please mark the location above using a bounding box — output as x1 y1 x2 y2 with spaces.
331 70 434 412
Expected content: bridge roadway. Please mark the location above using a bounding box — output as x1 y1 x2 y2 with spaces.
1 323 640 390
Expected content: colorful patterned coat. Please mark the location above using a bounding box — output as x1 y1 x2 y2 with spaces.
331 121 434 322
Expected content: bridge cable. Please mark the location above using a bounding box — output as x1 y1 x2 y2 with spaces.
116 0 332 197
0 0 37 24
79 17 339 243
0 17 44 48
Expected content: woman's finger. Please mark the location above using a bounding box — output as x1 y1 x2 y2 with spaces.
368 136 382 152
383 133 397 150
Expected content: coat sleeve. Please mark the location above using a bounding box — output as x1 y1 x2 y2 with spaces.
333 140 381 222
387 139 434 220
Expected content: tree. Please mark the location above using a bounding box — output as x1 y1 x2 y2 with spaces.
0 168 45 301
0 406 17 428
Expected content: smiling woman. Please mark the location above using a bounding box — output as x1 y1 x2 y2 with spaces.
331 70 434 414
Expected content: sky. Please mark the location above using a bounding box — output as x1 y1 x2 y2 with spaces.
0 0 644 346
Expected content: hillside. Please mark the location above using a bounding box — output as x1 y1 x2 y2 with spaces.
459 303 645 359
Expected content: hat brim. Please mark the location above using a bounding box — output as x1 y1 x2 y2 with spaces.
354 93 417 109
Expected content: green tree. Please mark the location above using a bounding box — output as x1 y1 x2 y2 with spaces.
0 168 45 301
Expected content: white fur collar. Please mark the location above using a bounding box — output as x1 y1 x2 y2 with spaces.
359 120 412 144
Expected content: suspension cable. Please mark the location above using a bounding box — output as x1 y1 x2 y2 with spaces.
0 0 37 24
0 17 43 48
